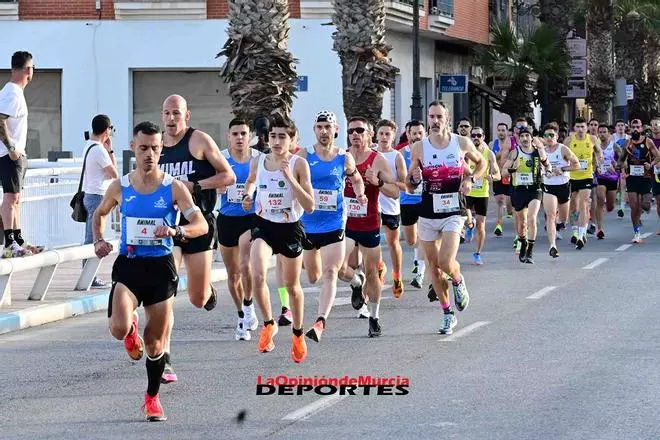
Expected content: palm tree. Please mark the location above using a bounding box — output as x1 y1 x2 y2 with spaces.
217 0 299 122
331 0 399 126
586 0 615 123
474 22 570 121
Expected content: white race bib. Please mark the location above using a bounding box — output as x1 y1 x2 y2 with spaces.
314 189 338 211
432 192 460 214
125 217 164 246
579 160 589 170
262 191 291 214
346 197 367 217
472 178 484 190
515 172 533 186
630 165 645 176
654 165 660 175
600 163 609 174
227 184 246 203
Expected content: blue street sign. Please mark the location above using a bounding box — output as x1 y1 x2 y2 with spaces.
295 76 308 92
439 74 468 94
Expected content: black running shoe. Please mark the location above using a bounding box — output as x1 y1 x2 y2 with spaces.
570 234 578 244
368 317 381 337
549 247 559 258
277 307 293 326
350 272 366 310
597 230 605 240
617 209 624 218
203 284 217 311
518 240 528 263
576 238 585 250
428 284 439 302
587 224 596 235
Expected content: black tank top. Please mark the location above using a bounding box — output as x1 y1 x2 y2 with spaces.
159 127 217 214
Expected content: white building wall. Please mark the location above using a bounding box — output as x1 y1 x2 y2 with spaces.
0 19 343 154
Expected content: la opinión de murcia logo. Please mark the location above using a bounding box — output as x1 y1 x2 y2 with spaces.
256 375 410 396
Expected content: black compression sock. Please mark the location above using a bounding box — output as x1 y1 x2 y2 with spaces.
264 319 275 327
316 316 326 328
4 229 15 246
163 352 170 365
238 310 245 319
146 353 166 397
292 327 303 337
243 298 253 307
14 229 24 246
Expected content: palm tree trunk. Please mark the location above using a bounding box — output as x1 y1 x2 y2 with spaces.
217 0 299 122
586 0 614 123
332 0 399 126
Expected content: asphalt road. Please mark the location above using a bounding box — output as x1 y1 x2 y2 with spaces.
1 210 659 440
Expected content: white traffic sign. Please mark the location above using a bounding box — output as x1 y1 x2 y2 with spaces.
571 59 587 77
626 84 634 100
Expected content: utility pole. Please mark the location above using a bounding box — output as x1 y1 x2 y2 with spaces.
410 0 423 121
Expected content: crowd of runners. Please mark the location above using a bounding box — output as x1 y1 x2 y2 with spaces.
89 97 659 421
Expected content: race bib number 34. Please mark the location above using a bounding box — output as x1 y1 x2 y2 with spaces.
346 198 367 217
126 217 164 246
432 193 460 214
314 189 338 211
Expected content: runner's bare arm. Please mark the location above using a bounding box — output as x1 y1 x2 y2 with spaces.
241 157 259 211
292 158 315 213
0 113 12 147
460 137 487 180
406 141 423 193
196 131 236 190
372 153 399 199
345 152 366 198
562 146 581 171
171 179 209 239
394 152 408 192
489 150 501 181
92 178 121 243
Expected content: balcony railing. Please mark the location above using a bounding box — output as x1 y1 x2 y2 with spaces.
0 0 18 20
114 1 206 20
395 0 425 6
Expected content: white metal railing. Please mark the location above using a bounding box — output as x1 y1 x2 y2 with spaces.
0 240 119 308
0 159 133 249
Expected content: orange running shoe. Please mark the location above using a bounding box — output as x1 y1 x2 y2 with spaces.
142 393 167 422
392 279 404 299
291 333 308 363
124 311 144 361
258 323 278 353
305 320 324 343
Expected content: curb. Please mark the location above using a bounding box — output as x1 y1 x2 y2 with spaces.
0 257 275 335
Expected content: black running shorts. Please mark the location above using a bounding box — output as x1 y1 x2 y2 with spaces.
626 176 652 195
303 228 345 251
570 178 593 192
465 196 488 217
654 179 660 196
109 254 179 315
380 213 400 231
511 187 541 211
217 213 257 248
175 211 217 254
346 228 381 248
0 154 27 194
492 181 510 196
251 216 305 258
400 203 420 227
543 183 571 205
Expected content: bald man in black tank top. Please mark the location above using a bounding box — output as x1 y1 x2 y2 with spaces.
158 94 235 382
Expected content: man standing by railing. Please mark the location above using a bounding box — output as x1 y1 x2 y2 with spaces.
0 51 37 258
81 114 118 288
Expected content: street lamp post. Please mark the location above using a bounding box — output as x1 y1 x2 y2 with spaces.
410 0 423 121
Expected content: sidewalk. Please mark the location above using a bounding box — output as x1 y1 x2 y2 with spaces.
0 254 274 335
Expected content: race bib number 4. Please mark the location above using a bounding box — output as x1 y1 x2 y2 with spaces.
346 198 367 217
579 160 589 170
263 191 291 214
126 217 164 246
432 192 460 214
227 184 246 203
515 172 533 186
314 189 338 211
630 165 645 176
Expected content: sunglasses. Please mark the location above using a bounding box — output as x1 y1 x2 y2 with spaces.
471 133 483 138
348 127 366 135
459 124 471 128
543 133 555 138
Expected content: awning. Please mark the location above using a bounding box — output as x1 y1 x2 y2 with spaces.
469 81 504 110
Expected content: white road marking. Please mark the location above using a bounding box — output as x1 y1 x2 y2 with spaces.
281 395 346 421
582 258 608 270
615 244 632 251
640 232 652 239
439 321 491 342
527 286 558 300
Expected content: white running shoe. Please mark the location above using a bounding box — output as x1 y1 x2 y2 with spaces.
243 303 258 331
357 304 370 319
632 232 642 243
235 319 251 341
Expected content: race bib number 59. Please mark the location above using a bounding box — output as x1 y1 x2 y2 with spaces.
126 217 164 246
314 189 338 211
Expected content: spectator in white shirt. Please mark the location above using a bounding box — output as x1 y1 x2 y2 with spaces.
0 51 37 258
82 114 117 288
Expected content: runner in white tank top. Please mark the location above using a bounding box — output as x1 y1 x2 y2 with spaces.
376 120 408 299
241 117 315 364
